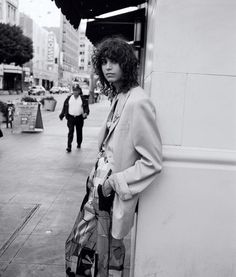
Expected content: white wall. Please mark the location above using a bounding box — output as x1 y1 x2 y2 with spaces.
134 0 236 276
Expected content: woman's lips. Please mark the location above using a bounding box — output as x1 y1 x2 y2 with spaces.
106 73 114 77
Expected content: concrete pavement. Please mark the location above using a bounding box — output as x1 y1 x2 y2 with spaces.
0 94 118 276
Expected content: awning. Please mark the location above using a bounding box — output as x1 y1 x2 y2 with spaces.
86 8 145 46
52 0 146 29
3 64 23 74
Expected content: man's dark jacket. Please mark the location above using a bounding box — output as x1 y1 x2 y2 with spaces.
59 94 90 120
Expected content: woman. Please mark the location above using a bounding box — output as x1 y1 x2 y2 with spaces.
65 37 162 277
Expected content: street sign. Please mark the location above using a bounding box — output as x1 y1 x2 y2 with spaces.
17 102 43 132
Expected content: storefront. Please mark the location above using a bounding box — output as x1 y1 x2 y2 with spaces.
2 64 22 91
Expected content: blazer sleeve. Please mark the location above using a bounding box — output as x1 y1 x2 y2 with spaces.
110 98 162 200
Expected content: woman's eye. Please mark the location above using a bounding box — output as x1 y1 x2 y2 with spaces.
101 59 107 65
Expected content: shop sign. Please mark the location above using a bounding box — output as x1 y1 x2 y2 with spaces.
48 33 54 64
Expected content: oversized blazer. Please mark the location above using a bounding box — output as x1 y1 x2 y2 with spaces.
98 86 162 239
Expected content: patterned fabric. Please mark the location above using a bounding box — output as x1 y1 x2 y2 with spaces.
65 152 125 277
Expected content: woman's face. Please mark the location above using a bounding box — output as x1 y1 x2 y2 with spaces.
101 58 123 86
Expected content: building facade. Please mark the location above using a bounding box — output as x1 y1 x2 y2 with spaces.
78 29 92 74
0 0 19 25
32 22 59 89
19 12 33 90
59 15 79 86
0 0 22 91
19 13 59 90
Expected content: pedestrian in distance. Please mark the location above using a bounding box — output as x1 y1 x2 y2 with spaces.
65 37 162 277
0 112 3 138
59 84 89 153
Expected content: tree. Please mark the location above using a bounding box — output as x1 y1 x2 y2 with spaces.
0 23 33 66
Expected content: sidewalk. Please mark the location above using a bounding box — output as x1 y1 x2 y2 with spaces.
0 95 112 276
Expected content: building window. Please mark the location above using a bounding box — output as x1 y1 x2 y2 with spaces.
13 8 16 21
7 4 10 18
7 2 17 24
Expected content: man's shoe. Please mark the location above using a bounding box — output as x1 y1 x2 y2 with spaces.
66 148 71 153
77 144 81 149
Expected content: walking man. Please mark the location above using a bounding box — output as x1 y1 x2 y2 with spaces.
59 84 89 152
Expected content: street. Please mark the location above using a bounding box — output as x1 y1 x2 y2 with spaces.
0 93 111 276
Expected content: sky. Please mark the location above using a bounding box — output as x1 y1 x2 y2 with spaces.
18 0 136 30
18 0 61 27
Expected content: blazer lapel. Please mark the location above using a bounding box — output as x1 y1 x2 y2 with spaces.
98 97 118 150
103 90 131 144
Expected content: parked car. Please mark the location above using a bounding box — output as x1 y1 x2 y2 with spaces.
28 86 46 96
61 86 70 93
50 86 61 94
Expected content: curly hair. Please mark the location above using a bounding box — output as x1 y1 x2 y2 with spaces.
92 37 139 97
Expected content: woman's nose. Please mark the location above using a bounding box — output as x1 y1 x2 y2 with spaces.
105 61 112 69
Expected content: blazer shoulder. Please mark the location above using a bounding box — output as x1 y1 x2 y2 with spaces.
127 87 156 118
129 86 149 100
127 86 152 106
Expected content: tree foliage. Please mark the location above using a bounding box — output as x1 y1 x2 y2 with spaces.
0 23 33 66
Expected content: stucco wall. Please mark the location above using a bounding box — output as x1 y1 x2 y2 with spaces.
134 0 236 276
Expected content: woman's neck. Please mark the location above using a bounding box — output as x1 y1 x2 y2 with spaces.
112 82 122 94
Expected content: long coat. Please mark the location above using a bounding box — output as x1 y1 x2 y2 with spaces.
98 86 162 239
